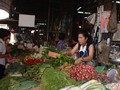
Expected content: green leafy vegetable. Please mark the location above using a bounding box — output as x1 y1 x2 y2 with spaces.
6 62 26 74
50 55 74 68
24 63 51 81
9 79 39 90
41 66 77 90
0 76 12 90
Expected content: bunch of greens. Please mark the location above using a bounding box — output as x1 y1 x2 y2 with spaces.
50 55 74 68
0 76 12 90
0 76 39 90
24 63 51 82
41 66 77 90
42 46 63 59
5 62 26 75
8 77 39 90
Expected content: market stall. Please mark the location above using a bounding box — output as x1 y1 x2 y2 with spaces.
0 45 119 90
0 0 120 90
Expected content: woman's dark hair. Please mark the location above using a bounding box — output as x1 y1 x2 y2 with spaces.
78 30 93 44
59 33 65 40
0 28 10 39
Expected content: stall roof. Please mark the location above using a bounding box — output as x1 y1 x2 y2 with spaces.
10 0 120 22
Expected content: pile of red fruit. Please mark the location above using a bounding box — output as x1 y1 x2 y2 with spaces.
68 63 109 82
25 58 44 65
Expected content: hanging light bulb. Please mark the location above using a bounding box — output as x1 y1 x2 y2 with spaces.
0 9 9 20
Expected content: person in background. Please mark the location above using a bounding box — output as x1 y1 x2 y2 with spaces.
69 30 94 66
68 39 78 48
56 33 68 50
6 44 13 54
0 28 11 79
32 41 39 52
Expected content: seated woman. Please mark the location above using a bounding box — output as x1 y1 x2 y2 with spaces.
69 30 94 66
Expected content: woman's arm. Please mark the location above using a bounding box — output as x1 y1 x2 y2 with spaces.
75 44 94 64
82 44 94 61
0 43 10 58
69 43 78 56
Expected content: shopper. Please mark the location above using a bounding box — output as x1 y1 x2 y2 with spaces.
6 44 13 54
0 28 10 79
69 30 94 65
56 33 68 50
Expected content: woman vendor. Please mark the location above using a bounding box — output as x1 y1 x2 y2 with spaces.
69 30 94 66
0 28 11 79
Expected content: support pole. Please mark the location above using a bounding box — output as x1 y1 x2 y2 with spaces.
47 0 51 42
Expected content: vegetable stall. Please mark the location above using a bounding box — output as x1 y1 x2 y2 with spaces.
0 45 119 90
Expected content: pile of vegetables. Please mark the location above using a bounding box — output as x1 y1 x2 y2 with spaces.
5 62 26 76
42 46 63 60
57 62 74 72
69 63 96 82
68 63 109 82
106 83 120 90
60 80 106 90
25 58 45 65
0 76 39 90
24 63 78 90
0 76 12 90
23 63 50 81
7 58 20 63
30 53 42 59
40 66 78 90
8 78 39 90
1 45 113 90
40 46 74 68
49 55 74 68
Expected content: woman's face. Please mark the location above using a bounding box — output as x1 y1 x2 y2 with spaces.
78 34 88 45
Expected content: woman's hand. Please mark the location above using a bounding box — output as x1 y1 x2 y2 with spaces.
67 52 72 57
75 58 82 65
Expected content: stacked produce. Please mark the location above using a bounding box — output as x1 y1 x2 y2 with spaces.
24 48 45 65
7 58 20 63
68 63 96 82
25 58 45 65
68 63 109 82
57 62 74 72
8 78 39 90
96 72 110 82
0 76 12 90
41 46 74 68
79 80 106 90
24 64 51 81
40 65 78 90
50 55 74 68
41 46 63 60
106 83 120 90
0 45 113 90
60 80 106 90
29 53 43 59
0 76 39 90
5 62 26 76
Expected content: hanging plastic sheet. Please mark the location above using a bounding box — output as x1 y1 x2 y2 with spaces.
86 13 96 25
93 5 104 42
100 11 111 33
107 3 117 33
